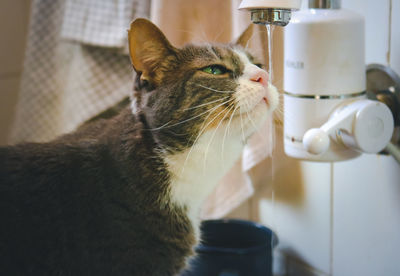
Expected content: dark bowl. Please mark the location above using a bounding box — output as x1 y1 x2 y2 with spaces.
181 219 278 276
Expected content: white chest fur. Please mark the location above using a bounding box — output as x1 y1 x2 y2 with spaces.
165 127 244 240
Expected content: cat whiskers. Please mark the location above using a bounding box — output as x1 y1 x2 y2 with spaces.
220 104 237 164
243 98 262 134
202 103 235 173
148 97 233 131
183 96 229 111
184 97 235 148
179 98 235 177
239 107 246 144
273 92 298 127
243 101 269 151
195 84 235 94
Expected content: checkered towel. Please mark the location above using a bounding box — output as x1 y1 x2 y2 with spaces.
10 0 150 143
61 0 149 49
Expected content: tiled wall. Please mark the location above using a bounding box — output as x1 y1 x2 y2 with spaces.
246 0 400 275
0 0 30 145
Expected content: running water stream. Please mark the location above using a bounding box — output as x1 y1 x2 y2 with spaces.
266 24 275 86
265 23 278 258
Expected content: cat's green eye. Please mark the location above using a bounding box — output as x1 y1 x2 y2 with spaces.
202 65 227 75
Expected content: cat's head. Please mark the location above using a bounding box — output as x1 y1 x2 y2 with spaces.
128 19 278 152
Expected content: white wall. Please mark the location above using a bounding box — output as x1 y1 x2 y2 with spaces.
251 0 400 275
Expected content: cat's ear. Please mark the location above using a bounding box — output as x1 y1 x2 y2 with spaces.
234 24 254 48
128 18 176 86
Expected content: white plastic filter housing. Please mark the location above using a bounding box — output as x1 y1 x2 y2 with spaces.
284 9 365 95
283 8 368 161
238 0 302 10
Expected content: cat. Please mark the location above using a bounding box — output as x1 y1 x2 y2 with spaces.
0 18 278 275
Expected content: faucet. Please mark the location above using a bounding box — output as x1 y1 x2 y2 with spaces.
238 0 302 26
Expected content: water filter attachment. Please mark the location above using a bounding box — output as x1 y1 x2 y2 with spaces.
282 5 397 162
303 100 394 155
282 2 385 161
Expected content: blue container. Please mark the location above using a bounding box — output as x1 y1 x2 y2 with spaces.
181 219 278 276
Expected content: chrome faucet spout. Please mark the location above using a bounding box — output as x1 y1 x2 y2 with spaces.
250 9 293 26
239 0 302 27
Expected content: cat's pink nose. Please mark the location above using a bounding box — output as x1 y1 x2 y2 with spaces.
250 70 269 87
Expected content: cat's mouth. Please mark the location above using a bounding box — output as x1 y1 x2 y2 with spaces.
263 96 269 107
252 93 272 111
260 85 279 112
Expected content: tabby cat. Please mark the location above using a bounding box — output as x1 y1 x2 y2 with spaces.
0 18 278 275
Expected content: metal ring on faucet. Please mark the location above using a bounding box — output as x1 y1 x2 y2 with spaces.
284 91 366 99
